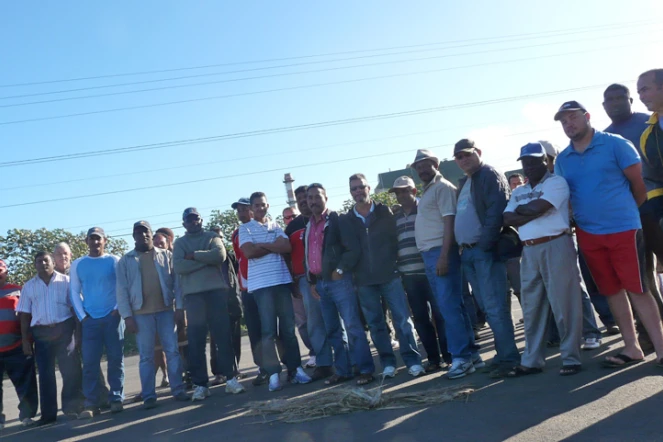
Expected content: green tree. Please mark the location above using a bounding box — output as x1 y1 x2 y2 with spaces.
339 191 399 214
0 228 128 286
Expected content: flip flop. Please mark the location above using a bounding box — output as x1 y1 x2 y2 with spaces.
506 365 543 377
602 354 644 369
560 364 582 376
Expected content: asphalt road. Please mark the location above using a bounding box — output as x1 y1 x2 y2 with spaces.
2 303 663 442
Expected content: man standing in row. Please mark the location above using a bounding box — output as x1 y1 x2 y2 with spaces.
116 221 189 408
70 228 124 418
53 242 72 275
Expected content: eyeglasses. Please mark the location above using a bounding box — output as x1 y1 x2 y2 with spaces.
284 215 296 221
350 184 367 192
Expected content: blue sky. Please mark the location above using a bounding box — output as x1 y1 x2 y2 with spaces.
1 1 662 242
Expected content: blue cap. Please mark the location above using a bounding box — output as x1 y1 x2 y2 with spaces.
517 142 546 161
231 197 251 209
182 207 201 221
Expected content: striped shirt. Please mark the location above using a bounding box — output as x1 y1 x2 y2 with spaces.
239 219 293 292
394 205 426 275
17 272 73 327
0 283 22 352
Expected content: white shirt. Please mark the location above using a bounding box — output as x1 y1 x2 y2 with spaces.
504 173 571 241
17 272 73 326
239 219 293 292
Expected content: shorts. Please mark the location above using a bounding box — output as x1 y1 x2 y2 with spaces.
575 228 647 295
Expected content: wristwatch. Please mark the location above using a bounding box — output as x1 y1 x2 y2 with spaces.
335 268 344 275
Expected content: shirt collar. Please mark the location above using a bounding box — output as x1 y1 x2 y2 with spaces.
353 202 375 218
310 209 329 225
522 170 552 190
646 112 660 125
423 172 442 193
560 130 605 156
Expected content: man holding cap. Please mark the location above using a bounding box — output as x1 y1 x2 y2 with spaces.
116 221 189 408
70 227 124 418
173 208 245 400
391 175 452 370
554 100 663 369
504 143 582 376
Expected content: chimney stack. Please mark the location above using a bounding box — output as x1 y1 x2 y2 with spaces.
283 173 296 208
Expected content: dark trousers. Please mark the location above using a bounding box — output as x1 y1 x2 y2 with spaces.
32 318 83 420
638 212 663 344
0 346 38 423
210 313 242 376
402 273 451 365
185 289 235 386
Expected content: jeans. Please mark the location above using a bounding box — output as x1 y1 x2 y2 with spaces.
241 290 285 372
461 247 520 365
253 283 301 375
185 289 235 386
402 273 451 365
578 251 615 328
210 311 242 375
357 277 421 369
317 275 374 376
134 311 185 401
299 277 333 367
292 292 314 357
81 312 125 408
0 346 38 422
423 247 477 362
32 318 83 419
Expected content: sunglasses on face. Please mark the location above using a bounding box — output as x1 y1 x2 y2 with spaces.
350 184 367 192
284 215 296 221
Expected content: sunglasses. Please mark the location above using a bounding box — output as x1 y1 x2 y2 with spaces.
350 184 368 192
284 215 296 221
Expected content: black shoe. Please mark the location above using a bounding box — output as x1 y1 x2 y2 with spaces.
110 402 124 413
143 398 158 410
252 371 269 386
311 366 334 382
99 401 111 411
605 325 620 336
36 418 57 427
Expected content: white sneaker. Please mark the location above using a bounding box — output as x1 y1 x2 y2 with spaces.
225 377 245 394
382 365 397 378
305 356 317 368
448 360 475 380
291 366 312 384
20 418 35 427
582 337 602 350
191 385 211 401
268 373 282 392
408 364 425 377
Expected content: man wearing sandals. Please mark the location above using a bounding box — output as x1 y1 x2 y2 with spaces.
503 143 583 376
554 101 663 370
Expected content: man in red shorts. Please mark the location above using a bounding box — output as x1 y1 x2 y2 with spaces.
553 100 663 368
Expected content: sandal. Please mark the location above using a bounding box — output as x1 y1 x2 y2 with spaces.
506 365 543 378
560 364 582 376
356 373 374 386
324 374 351 385
602 354 644 369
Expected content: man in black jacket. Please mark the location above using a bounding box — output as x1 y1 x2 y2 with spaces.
454 139 521 378
305 183 375 386
347 174 424 378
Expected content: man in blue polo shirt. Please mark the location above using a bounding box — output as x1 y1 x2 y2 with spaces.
553 101 663 369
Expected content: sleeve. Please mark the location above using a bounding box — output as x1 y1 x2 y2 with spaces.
504 192 519 213
115 256 133 319
193 234 227 264
173 238 207 275
166 251 183 309
337 213 361 272
614 138 641 170
15 283 32 314
540 177 570 210
238 224 253 247
274 224 288 239
437 183 458 217
477 170 510 252
69 259 87 321
554 158 564 177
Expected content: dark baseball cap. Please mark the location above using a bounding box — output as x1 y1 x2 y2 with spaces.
87 227 106 238
182 207 201 221
453 138 477 155
231 197 250 209
553 100 588 121
517 142 546 161
133 220 152 233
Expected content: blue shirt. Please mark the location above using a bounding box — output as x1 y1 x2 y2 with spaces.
604 112 650 147
70 254 120 320
554 130 641 235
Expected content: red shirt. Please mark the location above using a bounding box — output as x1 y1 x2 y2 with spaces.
231 229 249 291
307 211 328 275
0 283 22 353
285 215 308 276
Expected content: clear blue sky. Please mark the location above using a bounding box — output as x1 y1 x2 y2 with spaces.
1 1 661 242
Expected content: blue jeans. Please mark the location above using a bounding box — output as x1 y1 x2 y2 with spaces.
241 290 285 372
253 283 301 375
81 312 125 408
461 247 520 365
0 346 38 423
185 289 235 386
32 318 83 419
317 275 374 376
134 311 185 401
357 277 421 369
299 277 333 368
402 273 451 365
422 246 475 361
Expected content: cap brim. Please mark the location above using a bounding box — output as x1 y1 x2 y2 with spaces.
453 149 474 155
231 202 248 209
389 185 414 193
87 233 104 239
412 157 439 165
517 153 545 161
553 108 583 121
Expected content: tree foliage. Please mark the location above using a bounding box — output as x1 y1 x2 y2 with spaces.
0 228 128 286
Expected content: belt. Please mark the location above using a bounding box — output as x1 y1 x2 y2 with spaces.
522 232 567 247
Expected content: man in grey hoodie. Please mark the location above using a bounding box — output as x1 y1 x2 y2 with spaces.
173 208 245 400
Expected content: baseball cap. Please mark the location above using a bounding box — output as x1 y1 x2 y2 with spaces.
388 176 416 193
453 139 477 155
553 100 587 121
133 220 152 233
87 227 106 238
231 197 251 209
517 143 546 161
182 207 201 221
538 140 559 158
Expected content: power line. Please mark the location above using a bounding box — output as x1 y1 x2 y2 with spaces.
0 19 653 89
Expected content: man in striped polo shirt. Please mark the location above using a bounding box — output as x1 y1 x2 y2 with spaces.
0 259 38 429
390 176 451 371
239 192 312 392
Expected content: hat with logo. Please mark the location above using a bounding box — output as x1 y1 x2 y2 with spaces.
86 227 106 239
453 138 477 155
538 140 559 158
182 207 201 221
133 220 152 233
231 197 251 209
388 176 416 193
411 149 439 167
553 100 588 121
517 142 546 161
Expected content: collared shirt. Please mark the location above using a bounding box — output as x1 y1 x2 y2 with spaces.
70 254 119 321
353 202 375 225
639 112 663 198
0 283 22 352
555 130 641 235
394 204 426 274
504 172 571 241
605 112 650 146
17 272 73 327
415 172 458 252
238 219 293 292
307 211 328 275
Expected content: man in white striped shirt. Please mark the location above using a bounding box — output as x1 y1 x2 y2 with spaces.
17 252 83 424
